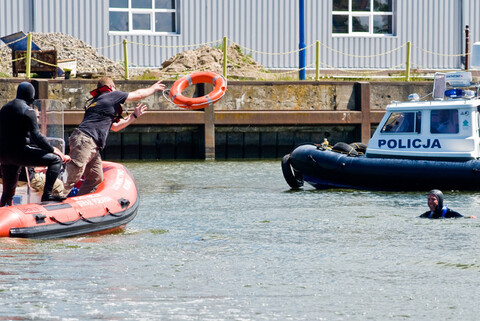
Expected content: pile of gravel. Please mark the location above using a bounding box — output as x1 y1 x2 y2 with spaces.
159 43 266 80
0 33 268 80
0 32 125 78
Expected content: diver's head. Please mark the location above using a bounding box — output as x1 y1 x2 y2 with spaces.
16 82 35 105
428 189 444 212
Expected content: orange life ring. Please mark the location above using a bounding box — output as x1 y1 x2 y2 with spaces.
169 71 227 109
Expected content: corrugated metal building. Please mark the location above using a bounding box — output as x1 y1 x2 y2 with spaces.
0 0 478 71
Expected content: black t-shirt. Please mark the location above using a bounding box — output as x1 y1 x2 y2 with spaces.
78 91 129 150
0 98 53 153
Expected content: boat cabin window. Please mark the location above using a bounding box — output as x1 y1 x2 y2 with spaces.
430 109 459 134
381 112 421 133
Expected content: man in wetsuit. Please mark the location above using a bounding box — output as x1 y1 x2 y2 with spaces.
63 77 165 196
419 189 475 219
0 82 70 205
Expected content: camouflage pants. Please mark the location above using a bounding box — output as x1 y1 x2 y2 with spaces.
63 129 103 196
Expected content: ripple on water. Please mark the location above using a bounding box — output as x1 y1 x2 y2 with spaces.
1 161 479 320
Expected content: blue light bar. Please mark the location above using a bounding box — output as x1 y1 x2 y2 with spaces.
445 89 464 98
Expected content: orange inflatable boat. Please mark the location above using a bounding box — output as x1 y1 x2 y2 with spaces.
0 161 138 239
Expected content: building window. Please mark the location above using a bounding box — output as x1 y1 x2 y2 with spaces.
332 0 394 36
109 0 177 34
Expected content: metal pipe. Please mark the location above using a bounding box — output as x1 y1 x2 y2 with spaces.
31 0 36 32
315 40 319 81
299 0 305 80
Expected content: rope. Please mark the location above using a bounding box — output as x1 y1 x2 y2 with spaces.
94 43 123 50
411 43 468 57
1 34 472 79
49 215 81 226
318 41 407 58
2 56 26 64
129 39 222 49
234 41 316 56
30 57 58 68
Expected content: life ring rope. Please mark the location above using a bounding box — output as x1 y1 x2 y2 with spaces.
164 71 227 109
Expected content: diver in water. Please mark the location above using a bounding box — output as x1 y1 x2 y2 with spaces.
419 189 476 219
0 82 70 205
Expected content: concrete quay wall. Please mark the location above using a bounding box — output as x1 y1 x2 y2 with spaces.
0 79 433 160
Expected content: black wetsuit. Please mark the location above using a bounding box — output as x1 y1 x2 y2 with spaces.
419 207 463 219
0 82 62 206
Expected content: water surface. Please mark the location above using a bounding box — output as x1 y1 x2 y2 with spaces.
1 160 480 320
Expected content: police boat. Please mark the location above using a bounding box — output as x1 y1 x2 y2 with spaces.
282 71 480 191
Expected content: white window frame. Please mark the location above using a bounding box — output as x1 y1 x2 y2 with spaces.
109 0 178 35
332 0 394 37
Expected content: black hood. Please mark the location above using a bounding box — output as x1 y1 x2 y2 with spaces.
16 82 35 105
429 189 444 210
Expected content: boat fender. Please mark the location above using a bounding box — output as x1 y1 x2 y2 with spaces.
332 142 358 156
349 142 367 154
281 154 304 189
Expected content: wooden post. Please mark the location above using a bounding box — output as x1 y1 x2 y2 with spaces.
405 41 411 81
222 37 227 79
123 39 129 80
465 25 470 70
26 33 32 79
357 82 371 143
204 104 215 160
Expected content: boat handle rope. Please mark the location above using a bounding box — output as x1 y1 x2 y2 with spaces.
50 208 123 225
49 216 81 226
79 212 104 224
107 207 123 217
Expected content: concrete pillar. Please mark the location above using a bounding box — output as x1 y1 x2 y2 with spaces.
357 82 371 143
194 83 216 160
31 79 49 99
204 105 215 160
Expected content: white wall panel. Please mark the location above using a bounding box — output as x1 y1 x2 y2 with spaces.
0 0 478 70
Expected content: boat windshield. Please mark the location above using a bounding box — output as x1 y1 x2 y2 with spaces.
430 109 459 134
32 99 65 152
381 111 421 133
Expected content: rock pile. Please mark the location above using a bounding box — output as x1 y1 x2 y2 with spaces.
159 44 266 80
0 32 268 80
0 32 124 78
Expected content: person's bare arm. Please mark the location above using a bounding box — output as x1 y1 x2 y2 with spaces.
53 147 71 163
111 103 148 132
125 81 165 103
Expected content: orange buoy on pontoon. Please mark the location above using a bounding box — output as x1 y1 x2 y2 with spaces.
169 71 227 109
